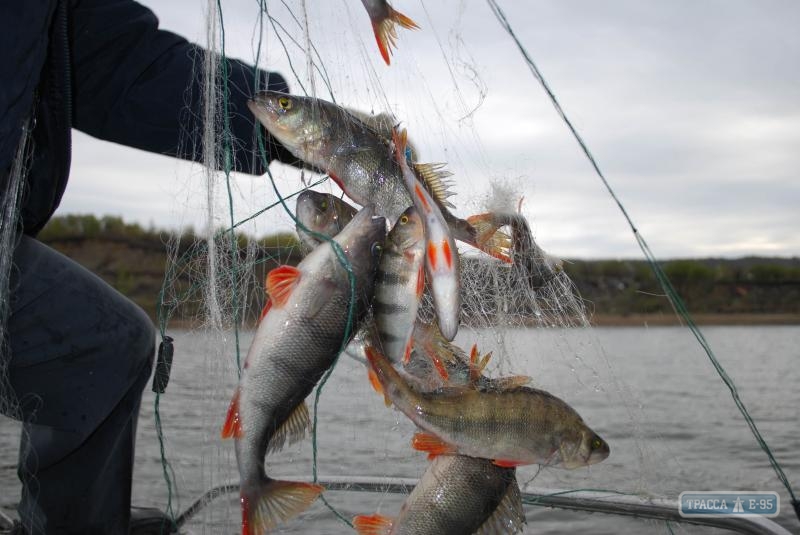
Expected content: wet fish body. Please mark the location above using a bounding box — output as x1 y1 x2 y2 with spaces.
392 128 460 341
222 207 386 533
295 190 358 251
472 211 562 288
354 454 524 535
374 205 426 363
366 346 610 469
249 92 412 224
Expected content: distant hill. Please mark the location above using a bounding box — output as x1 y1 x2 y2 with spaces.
37 214 800 326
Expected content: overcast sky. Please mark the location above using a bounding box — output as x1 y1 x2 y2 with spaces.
61 0 800 259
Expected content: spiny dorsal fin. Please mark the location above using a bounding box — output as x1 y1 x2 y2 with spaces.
475 477 525 535
266 402 310 454
488 375 532 391
413 163 456 209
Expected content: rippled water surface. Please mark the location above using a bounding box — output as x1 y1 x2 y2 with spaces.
2 325 798 534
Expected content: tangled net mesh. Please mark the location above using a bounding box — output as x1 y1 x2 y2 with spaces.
125 3 692 533
3 1 793 534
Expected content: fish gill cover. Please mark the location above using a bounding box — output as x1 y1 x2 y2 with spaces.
117 1 797 534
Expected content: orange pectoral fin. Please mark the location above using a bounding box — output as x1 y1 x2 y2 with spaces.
492 459 526 468
414 183 431 212
367 366 391 407
415 264 425 298
266 265 301 307
441 240 453 269
426 242 438 270
258 297 272 322
411 432 456 460
353 513 394 535
221 387 242 439
429 352 449 381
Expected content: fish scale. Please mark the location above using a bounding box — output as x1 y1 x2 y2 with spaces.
222 207 386 534
365 346 610 469
374 205 425 363
355 454 524 535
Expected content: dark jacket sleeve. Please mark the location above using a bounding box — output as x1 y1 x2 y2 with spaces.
69 0 295 174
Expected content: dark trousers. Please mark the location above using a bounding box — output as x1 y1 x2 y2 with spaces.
4 236 155 534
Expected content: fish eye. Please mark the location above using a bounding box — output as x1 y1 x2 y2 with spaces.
399 214 409 225
320 200 328 211
371 242 383 257
278 97 292 110
592 438 603 450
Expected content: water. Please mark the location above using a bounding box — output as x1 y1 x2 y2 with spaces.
1 325 798 534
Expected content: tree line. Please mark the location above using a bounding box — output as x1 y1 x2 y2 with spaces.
37 214 800 323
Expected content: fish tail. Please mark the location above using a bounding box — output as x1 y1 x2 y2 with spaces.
240 478 324 534
364 345 419 411
372 5 419 65
465 213 513 263
353 513 395 535
388 5 419 30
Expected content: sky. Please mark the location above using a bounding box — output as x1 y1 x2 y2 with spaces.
61 0 800 259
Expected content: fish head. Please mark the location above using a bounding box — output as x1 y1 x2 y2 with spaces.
332 205 387 294
559 429 610 469
248 91 335 164
389 206 424 251
296 190 357 241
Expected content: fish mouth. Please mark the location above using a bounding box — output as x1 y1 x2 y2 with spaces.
296 191 330 230
588 440 611 464
247 93 280 126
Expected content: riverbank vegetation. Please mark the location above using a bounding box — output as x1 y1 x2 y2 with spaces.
38 214 800 326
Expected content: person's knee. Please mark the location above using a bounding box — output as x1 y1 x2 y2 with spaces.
122 300 157 376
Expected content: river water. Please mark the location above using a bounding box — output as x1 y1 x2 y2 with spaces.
1 325 798 534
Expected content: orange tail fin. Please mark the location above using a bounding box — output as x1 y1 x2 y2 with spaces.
372 5 419 65
466 213 512 263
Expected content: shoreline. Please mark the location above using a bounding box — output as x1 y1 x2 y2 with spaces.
158 313 800 331
588 313 800 327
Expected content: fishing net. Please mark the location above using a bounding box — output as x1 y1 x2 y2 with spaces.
129 1 799 533
1 1 796 534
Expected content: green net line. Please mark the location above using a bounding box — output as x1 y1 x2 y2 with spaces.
485 0 799 522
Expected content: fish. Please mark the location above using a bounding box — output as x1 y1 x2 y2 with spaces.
353 454 525 535
247 91 511 263
365 345 610 469
468 211 562 287
360 0 419 65
392 127 460 341
373 205 426 363
406 321 530 391
295 190 357 251
221 207 386 534
343 107 419 162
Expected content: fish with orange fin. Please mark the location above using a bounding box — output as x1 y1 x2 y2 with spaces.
360 0 419 65
467 210 562 286
364 345 610 469
295 189 357 252
353 453 524 535
392 127 461 341
373 205 426 363
221 207 385 534
404 321 531 392
247 92 512 263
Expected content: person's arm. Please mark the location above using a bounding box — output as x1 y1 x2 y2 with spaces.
70 0 296 173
